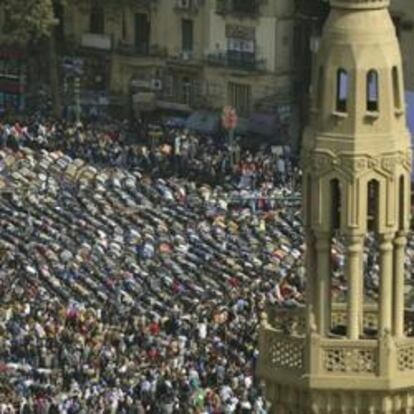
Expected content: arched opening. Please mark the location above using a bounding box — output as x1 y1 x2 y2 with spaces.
367 179 380 232
317 66 324 109
330 179 346 336
392 66 402 110
364 179 381 335
330 178 341 231
399 175 405 231
336 68 348 112
367 70 379 112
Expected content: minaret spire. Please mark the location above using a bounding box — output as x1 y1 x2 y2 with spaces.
259 0 414 411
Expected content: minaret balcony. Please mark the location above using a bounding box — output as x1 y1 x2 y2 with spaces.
258 305 414 390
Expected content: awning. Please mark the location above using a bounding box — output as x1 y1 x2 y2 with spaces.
185 111 220 135
156 100 192 112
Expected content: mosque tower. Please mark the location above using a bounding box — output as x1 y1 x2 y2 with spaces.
258 0 414 412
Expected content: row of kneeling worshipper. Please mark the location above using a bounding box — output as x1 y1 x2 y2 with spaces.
1 120 413 413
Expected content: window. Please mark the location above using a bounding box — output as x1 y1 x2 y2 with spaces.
227 38 255 69
122 10 127 41
336 69 348 113
89 4 104 34
228 82 251 116
392 66 401 110
182 19 194 53
182 77 192 105
135 13 150 55
367 70 379 112
164 75 174 97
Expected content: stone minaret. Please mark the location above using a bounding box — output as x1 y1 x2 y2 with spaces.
258 0 414 412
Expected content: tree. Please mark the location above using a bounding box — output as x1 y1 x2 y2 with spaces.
0 0 62 117
0 0 57 43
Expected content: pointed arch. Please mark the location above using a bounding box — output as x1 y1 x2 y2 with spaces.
392 66 402 110
330 178 341 231
367 70 379 112
367 179 380 232
336 68 348 112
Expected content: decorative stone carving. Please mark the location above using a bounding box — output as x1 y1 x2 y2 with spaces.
397 344 414 372
402 150 412 171
261 329 305 372
323 347 377 374
381 156 398 175
367 158 378 169
313 154 332 172
269 336 304 371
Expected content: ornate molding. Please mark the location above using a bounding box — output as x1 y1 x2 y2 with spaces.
303 150 411 180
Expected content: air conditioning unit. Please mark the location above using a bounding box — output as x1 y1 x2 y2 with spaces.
178 0 191 8
151 79 163 90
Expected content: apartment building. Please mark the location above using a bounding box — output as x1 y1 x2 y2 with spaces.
390 0 414 91
60 0 296 125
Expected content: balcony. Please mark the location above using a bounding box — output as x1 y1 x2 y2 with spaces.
258 304 414 390
167 51 202 68
116 42 167 58
216 0 262 17
206 52 266 72
81 33 112 51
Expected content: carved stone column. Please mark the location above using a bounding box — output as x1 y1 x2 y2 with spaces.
345 235 364 340
379 232 394 336
306 231 317 333
315 232 331 336
393 231 407 337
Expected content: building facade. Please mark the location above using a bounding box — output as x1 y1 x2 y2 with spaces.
60 0 296 121
390 0 414 91
259 0 414 412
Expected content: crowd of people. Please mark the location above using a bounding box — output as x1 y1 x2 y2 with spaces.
0 119 305 413
0 119 299 200
0 118 412 413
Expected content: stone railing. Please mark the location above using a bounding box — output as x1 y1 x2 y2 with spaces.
320 338 378 374
266 303 414 337
396 339 414 372
258 325 306 376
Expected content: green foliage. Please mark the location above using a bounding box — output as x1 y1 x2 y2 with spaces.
0 0 61 44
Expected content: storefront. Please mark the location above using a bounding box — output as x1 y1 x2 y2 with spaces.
0 48 26 113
